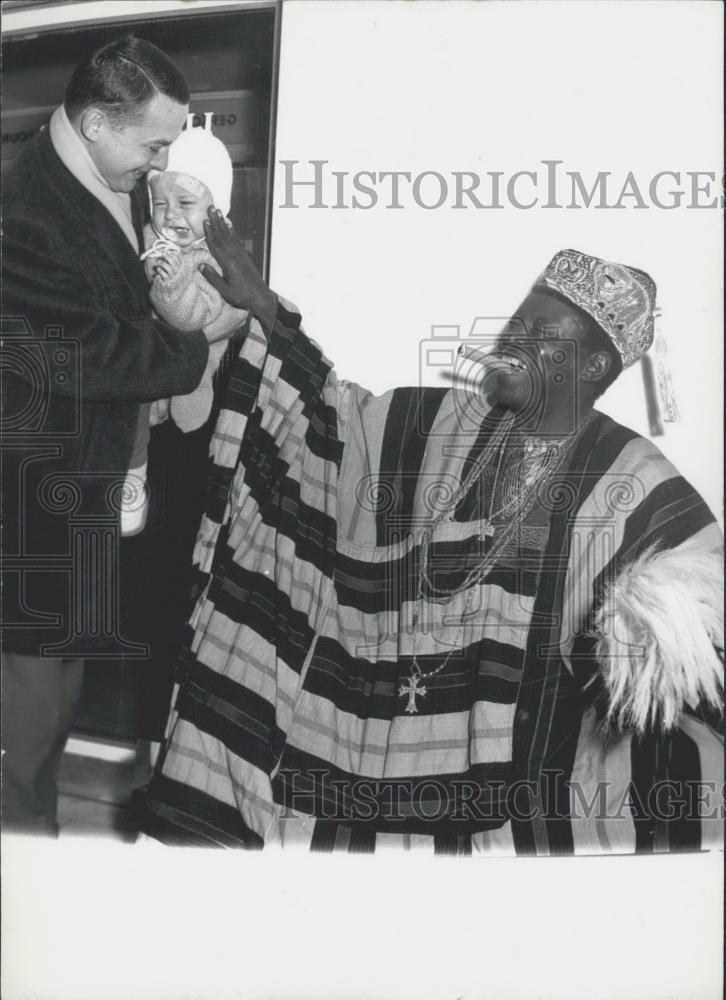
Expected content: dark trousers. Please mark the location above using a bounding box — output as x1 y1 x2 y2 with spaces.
1 652 84 835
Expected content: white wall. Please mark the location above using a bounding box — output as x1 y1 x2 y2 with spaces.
270 0 723 521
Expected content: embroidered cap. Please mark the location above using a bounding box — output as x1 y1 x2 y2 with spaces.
535 249 657 368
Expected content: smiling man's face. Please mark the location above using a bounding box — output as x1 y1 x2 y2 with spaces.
84 92 188 192
484 288 592 415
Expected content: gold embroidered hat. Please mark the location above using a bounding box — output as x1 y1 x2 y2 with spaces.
535 249 657 368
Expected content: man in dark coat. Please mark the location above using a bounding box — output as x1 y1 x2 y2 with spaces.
0 37 237 833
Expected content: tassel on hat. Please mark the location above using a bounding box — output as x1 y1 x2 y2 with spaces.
639 309 679 436
653 333 680 423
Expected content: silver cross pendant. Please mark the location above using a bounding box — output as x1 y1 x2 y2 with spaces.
399 673 427 714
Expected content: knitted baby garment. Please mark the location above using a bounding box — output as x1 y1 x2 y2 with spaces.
147 238 232 432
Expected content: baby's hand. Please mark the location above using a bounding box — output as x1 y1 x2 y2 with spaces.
152 252 183 283
144 255 158 282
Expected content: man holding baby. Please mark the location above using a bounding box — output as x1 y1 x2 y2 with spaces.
1 36 240 833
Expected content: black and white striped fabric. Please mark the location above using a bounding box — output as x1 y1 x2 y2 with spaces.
144 302 723 853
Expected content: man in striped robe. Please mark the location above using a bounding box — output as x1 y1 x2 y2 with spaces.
144 221 723 854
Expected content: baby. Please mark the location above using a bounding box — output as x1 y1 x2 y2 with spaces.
121 119 245 535
143 116 246 431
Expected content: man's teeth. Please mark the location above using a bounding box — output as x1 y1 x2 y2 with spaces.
497 353 528 372
456 345 529 372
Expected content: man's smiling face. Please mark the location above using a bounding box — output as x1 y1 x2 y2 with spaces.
84 92 188 192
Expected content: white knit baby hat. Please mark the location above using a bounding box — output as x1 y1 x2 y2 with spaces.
150 112 233 216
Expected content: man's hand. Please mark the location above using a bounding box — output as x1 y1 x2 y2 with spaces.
149 398 171 426
200 208 277 335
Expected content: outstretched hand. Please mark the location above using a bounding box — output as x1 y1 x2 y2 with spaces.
200 209 277 333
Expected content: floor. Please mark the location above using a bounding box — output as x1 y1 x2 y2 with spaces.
56 736 153 843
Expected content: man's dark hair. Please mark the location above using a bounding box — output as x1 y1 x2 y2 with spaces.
64 35 189 126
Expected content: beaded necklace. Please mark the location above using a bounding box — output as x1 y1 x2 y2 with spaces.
398 413 592 713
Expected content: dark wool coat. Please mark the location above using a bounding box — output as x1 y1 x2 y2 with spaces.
1 127 209 656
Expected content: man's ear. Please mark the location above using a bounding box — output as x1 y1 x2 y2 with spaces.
581 350 613 384
78 107 106 143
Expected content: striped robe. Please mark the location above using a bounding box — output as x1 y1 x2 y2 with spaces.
144 301 723 853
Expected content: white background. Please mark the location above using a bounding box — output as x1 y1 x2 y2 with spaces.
2 2 724 999
270 0 723 522
2 837 723 1000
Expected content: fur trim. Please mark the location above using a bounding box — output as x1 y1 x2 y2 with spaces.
593 545 724 735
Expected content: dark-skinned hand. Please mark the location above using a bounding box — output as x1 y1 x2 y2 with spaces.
199 208 277 335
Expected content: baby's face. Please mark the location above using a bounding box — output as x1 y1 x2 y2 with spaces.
150 172 215 246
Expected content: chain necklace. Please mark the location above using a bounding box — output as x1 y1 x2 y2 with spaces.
398 413 592 714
